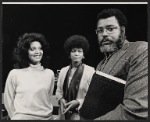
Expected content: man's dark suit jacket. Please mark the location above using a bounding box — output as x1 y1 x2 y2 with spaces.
95 40 148 120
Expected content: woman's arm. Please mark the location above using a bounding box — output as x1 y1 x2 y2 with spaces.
4 70 16 119
55 68 67 114
55 68 65 103
49 71 55 95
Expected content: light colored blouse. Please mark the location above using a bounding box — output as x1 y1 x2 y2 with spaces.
4 64 55 120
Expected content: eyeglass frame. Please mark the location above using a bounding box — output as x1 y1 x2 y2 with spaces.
95 25 118 36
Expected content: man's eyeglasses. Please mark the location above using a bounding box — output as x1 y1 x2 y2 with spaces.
95 26 118 36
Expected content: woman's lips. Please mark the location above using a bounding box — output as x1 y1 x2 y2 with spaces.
33 55 42 58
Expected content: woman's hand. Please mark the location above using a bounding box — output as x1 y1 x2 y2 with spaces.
59 98 66 114
63 100 79 114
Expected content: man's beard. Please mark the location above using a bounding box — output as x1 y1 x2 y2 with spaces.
99 32 125 53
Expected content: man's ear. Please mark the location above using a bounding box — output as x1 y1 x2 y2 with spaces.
121 26 125 34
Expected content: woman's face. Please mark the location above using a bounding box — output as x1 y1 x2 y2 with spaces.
70 48 84 63
28 41 43 65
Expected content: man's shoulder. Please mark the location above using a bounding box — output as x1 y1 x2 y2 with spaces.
125 41 148 61
127 41 148 53
129 41 147 49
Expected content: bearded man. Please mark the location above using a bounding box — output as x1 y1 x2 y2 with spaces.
96 9 148 120
92 9 148 120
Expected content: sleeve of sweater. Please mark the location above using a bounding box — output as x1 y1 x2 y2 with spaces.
49 70 55 96
95 42 148 120
4 69 17 119
55 68 65 102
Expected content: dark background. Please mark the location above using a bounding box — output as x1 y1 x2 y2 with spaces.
2 4 147 92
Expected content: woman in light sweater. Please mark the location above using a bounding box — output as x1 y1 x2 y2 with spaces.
56 35 95 120
4 33 55 120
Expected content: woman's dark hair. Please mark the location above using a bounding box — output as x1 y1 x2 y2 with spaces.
97 8 127 27
13 32 50 68
64 35 90 57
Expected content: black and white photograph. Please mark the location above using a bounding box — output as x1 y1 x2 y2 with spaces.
1 1 148 120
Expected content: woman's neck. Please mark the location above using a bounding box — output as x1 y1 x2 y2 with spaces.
29 63 44 71
71 61 82 68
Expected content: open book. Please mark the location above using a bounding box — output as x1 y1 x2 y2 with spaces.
79 71 126 120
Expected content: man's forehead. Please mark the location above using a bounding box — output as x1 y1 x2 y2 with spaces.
97 16 119 27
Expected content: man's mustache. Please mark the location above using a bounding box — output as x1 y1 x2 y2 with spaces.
99 38 113 46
